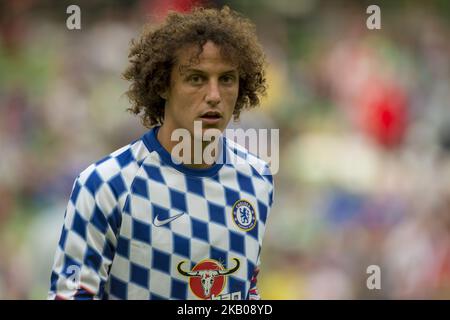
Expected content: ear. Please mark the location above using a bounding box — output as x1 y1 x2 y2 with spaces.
159 90 168 100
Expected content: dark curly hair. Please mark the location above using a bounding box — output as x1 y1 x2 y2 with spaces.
122 6 267 128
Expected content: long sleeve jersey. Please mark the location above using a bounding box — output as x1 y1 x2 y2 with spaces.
49 126 274 300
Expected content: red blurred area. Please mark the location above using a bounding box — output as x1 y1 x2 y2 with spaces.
143 0 204 21
358 82 409 149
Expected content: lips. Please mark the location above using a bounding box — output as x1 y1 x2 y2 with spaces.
200 111 222 119
199 111 223 125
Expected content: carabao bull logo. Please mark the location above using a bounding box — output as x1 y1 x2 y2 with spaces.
177 258 240 299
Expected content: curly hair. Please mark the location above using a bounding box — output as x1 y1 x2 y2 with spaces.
122 6 267 128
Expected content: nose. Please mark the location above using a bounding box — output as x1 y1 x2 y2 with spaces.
205 79 221 106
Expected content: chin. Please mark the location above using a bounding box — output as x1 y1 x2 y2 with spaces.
202 127 223 140
192 119 225 137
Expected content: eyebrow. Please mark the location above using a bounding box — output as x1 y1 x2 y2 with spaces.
184 68 238 75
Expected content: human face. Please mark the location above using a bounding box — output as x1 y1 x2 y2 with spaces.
161 41 239 138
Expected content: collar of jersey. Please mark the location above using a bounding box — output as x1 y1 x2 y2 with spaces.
142 126 226 178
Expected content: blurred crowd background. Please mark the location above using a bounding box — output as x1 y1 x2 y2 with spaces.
1 0 450 299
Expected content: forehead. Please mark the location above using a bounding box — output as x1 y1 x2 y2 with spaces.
174 41 237 72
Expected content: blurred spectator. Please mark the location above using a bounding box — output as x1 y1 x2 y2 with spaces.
0 0 449 299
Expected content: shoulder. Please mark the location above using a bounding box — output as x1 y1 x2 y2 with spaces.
223 137 274 188
75 138 151 200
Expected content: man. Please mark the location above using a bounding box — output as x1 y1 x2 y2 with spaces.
49 6 274 300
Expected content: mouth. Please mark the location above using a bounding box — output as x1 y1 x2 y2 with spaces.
199 111 223 124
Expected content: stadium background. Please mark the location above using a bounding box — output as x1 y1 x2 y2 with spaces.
1 0 450 299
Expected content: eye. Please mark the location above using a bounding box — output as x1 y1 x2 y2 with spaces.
220 74 237 85
187 74 205 85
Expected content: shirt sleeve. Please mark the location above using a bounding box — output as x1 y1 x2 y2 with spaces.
248 175 274 300
48 166 122 300
248 262 261 300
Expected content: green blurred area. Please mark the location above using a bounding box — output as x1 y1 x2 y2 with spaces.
1 0 450 299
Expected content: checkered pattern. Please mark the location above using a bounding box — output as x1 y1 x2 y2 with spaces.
49 126 274 300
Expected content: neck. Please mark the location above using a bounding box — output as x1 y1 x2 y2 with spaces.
157 124 221 169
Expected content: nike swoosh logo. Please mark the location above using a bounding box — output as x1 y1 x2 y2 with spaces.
153 212 185 227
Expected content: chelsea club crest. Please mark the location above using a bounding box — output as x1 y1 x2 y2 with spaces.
232 200 257 231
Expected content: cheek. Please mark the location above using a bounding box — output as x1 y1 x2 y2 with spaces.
171 88 199 109
222 83 239 98
224 87 239 107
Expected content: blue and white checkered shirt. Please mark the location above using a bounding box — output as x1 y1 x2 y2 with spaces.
49 126 274 300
